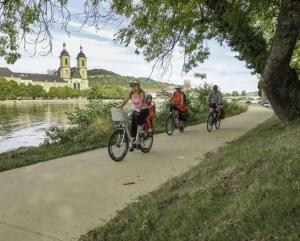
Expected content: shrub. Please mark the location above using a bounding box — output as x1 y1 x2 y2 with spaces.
45 100 117 145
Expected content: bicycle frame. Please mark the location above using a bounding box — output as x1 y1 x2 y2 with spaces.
170 109 180 127
113 120 143 145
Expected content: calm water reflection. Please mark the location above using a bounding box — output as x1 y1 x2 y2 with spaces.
0 102 85 153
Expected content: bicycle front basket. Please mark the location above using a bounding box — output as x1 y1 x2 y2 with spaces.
111 108 128 122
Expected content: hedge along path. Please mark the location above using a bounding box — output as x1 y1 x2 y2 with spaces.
0 106 273 241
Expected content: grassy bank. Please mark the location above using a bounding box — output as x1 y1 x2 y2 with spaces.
0 103 247 172
79 117 300 241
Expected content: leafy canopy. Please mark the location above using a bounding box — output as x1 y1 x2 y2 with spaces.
0 0 299 77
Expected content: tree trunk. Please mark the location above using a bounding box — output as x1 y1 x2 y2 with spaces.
262 0 300 123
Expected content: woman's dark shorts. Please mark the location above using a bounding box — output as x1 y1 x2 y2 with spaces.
133 108 149 125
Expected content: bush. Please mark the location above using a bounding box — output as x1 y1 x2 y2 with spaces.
223 102 248 116
45 100 117 145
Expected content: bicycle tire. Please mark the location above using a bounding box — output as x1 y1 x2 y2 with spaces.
207 113 214 132
140 134 154 153
166 115 175 136
215 116 221 129
108 129 129 161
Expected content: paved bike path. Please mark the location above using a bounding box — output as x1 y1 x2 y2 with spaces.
0 106 273 241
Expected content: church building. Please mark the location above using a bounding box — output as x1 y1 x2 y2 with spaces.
0 43 89 91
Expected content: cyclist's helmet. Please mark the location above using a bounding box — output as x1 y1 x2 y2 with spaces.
213 85 218 91
130 80 140 87
175 85 182 90
145 94 153 101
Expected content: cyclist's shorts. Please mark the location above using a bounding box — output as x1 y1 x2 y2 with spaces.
210 103 218 109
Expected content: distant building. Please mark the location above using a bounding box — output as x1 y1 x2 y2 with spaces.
144 86 175 98
0 43 89 91
184 79 191 91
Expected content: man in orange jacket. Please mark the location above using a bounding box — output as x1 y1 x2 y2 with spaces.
171 85 188 129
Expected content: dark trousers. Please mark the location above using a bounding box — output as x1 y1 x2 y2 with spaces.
131 109 149 138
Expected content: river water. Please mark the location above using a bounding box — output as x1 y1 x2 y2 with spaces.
0 102 86 153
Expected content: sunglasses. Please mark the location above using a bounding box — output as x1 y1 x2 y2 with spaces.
130 84 138 87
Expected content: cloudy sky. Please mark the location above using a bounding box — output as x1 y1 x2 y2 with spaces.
0 2 260 93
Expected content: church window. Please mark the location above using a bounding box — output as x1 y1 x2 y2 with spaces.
65 59 68 65
73 83 76 89
77 83 81 89
82 60 84 67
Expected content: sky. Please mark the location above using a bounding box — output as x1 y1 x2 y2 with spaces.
0 2 260 93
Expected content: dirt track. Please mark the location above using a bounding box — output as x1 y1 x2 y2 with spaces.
0 106 273 241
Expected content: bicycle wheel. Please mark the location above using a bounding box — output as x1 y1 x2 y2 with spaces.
108 129 129 161
140 134 154 153
166 115 175 136
207 113 214 132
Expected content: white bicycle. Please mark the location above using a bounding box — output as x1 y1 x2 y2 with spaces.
108 108 154 161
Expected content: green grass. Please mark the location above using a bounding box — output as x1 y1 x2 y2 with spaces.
0 104 248 172
0 140 108 172
79 117 300 241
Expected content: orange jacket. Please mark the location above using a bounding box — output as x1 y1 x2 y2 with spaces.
172 91 188 113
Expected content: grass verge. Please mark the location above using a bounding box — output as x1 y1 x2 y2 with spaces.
0 140 108 173
0 103 248 172
79 116 300 241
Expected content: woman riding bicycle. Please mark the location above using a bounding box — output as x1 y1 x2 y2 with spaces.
120 80 149 141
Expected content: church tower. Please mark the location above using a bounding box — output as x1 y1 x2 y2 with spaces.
76 45 87 80
59 43 71 79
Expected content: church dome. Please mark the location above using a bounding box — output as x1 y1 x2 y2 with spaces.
77 45 86 58
60 43 70 57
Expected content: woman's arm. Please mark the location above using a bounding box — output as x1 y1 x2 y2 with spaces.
139 91 145 108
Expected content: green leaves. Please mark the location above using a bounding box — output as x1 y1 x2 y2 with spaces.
0 78 46 100
1 0 298 83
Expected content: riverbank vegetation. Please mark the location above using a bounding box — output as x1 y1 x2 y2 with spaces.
0 73 171 101
79 116 300 241
0 85 247 172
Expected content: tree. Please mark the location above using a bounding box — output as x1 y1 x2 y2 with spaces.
28 84 46 99
257 80 262 97
232 91 240 97
47 69 57 75
0 0 299 122
112 0 300 122
241 90 247 96
18 83 30 99
261 0 300 122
